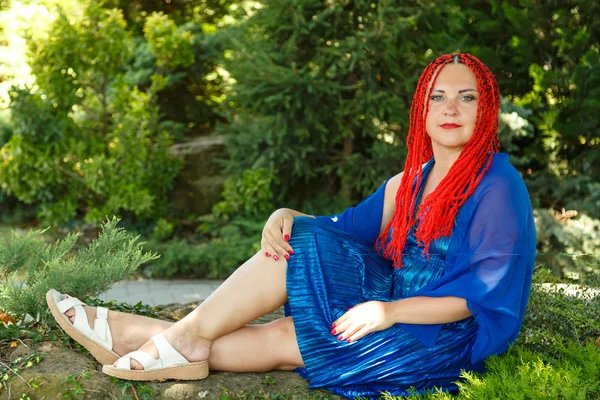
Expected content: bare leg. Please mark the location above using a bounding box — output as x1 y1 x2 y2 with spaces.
209 317 304 372
109 249 296 370
64 307 303 371
184 249 289 339
63 307 172 356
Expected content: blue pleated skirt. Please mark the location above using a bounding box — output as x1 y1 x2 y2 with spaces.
284 217 479 399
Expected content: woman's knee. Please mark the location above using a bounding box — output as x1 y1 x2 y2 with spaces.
267 317 304 369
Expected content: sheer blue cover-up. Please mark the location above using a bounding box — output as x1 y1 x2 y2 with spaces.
283 153 536 399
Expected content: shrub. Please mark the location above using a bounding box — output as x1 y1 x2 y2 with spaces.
142 215 264 279
0 3 182 225
534 209 600 280
0 218 157 318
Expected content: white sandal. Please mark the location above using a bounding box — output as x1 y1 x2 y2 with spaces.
102 333 209 381
46 289 118 365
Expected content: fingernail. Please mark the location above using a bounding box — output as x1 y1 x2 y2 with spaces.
347 307 352 310
288 249 294 255
331 323 336 328
337 335 343 341
284 234 290 241
273 255 279 261
346 339 351 343
284 254 290 260
265 252 270 257
331 329 336 335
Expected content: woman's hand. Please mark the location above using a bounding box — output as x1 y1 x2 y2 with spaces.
262 208 295 261
330 301 394 342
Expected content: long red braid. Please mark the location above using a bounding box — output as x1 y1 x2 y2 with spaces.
376 53 500 268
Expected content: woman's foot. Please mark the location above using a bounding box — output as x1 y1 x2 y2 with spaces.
115 319 211 370
47 289 172 365
63 302 153 357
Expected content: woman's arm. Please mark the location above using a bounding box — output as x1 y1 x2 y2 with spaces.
331 296 471 342
385 296 472 325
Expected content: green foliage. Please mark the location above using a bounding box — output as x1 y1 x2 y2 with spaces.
217 0 466 203
144 12 194 71
446 342 600 400
219 388 335 399
109 378 154 400
534 209 600 279
121 7 232 139
86 298 160 319
0 217 157 318
0 109 12 147
213 168 278 220
215 0 600 222
0 352 44 392
143 215 263 279
151 217 175 241
479 1 600 218
62 371 92 400
519 283 600 355
0 1 181 225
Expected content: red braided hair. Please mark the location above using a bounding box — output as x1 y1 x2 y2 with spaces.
376 53 500 268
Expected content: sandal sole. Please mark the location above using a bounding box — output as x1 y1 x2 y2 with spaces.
102 361 209 381
46 289 119 366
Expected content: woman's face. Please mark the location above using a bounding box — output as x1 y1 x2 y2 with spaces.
425 63 479 154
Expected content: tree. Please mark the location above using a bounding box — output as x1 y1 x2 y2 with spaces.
0 2 181 224
217 0 470 204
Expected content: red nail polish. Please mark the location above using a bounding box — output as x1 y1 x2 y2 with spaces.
331 323 336 328
265 252 270 257
331 329 336 335
346 339 351 343
288 249 294 255
284 254 290 260
273 255 279 261
284 234 290 241
337 335 343 341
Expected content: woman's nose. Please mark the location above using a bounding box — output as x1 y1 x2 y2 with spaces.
443 100 458 116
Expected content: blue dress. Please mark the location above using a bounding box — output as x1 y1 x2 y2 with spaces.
284 153 536 399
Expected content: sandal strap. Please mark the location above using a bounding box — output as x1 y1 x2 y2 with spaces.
56 294 113 351
56 297 85 314
92 307 113 347
152 334 189 367
116 351 160 370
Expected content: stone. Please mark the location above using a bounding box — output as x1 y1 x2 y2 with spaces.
3 301 341 400
169 136 228 216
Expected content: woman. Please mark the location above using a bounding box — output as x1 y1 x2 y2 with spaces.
47 53 536 399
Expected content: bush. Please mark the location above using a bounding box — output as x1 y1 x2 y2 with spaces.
519 283 600 357
0 2 182 226
142 215 264 279
534 209 600 280
0 218 157 318
212 168 278 221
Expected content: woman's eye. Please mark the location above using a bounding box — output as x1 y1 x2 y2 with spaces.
461 95 477 102
430 95 444 101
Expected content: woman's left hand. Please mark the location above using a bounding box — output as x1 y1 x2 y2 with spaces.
330 301 395 342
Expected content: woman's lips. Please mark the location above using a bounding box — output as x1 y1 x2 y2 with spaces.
440 123 462 129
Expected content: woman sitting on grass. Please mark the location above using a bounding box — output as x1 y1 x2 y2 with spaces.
47 53 536 399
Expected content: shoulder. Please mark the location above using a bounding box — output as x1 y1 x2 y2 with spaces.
384 171 403 200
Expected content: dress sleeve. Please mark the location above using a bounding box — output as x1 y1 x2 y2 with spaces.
398 171 536 365
314 177 392 247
